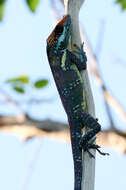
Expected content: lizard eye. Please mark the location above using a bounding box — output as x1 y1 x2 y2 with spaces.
55 25 63 36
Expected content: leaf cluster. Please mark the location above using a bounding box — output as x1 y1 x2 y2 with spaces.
6 74 48 94
116 0 126 10
0 0 40 21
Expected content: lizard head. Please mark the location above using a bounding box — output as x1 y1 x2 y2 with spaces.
47 15 72 50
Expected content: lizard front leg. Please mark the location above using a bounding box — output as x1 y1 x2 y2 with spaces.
67 43 87 71
59 44 87 71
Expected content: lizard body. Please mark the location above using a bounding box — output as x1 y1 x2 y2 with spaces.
46 15 101 190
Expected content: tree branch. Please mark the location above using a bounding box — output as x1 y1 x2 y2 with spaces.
64 1 96 190
0 87 25 115
0 117 126 154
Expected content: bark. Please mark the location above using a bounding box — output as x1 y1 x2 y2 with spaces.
64 0 96 190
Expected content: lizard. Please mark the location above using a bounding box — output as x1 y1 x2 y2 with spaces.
46 15 107 190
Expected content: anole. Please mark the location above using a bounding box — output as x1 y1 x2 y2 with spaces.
46 15 107 190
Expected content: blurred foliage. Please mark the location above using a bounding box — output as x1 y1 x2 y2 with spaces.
6 75 48 94
26 0 40 12
34 79 48 89
6 74 30 84
0 0 6 21
13 86 25 93
116 0 126 10
0 0 126 21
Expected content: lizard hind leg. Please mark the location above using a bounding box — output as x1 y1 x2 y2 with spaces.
79 112 101 144
76 112 100 151
78 112 109 157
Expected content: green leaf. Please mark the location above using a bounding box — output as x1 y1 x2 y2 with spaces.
116 0 126 10
6 74 29 84
13 86 25 94
0 0 6 21
26 0 39 12
34 79 48 89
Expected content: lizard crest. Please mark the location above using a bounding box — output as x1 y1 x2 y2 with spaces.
47 15 72 50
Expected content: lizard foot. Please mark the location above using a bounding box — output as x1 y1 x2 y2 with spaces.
73 43 87 63
73 43 84 52
80 142 109 158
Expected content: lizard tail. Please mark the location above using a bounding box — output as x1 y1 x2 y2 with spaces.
68 117 82 190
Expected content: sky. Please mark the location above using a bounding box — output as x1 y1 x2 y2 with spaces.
0 0 126 190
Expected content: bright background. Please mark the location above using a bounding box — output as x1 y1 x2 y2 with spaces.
0 0 126 189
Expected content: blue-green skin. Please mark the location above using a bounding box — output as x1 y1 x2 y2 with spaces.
47 15 101 190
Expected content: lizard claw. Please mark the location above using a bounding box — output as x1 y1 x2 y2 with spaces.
73 43 87 64
73 44 81 55
80 142 109 158
73 43 84 51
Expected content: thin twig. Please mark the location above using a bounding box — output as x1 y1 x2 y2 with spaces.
91 20 115 129
80 26 126 125
110 53 126 70
20 138 42 190
0 87 25 116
